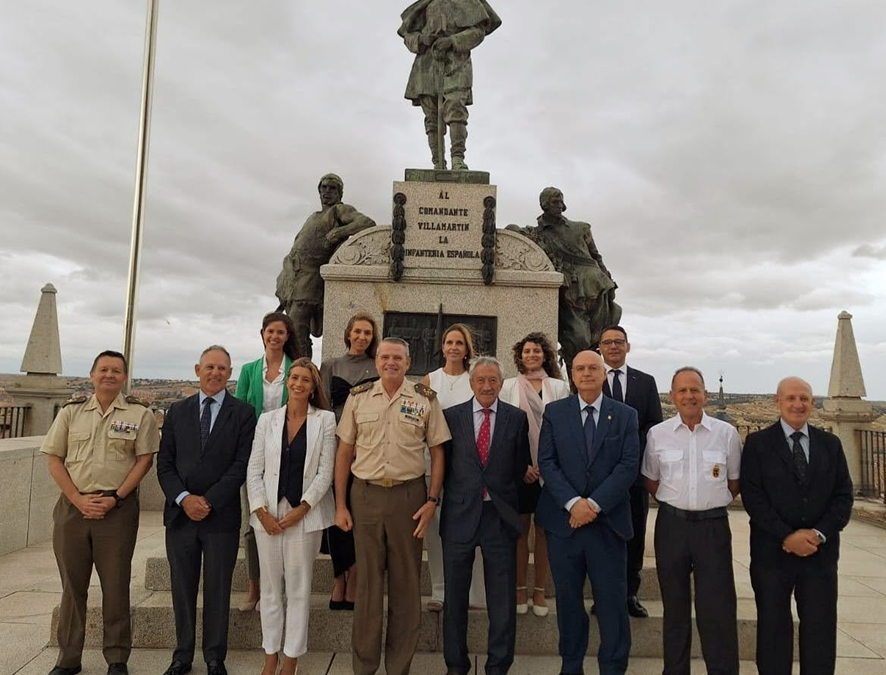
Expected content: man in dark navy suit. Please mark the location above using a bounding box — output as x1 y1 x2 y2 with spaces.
598 325 662 617
536 350 639 675
157 346 257 675
440 355 531 675
741 376 853 675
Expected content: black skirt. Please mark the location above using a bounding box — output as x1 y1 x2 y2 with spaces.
518 480 542 514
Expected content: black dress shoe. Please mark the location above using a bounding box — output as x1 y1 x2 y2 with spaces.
627 595 649 618
161 661 191 675
107 664 129 675
329 598 346 610
49 667 82 675
207 661 228 675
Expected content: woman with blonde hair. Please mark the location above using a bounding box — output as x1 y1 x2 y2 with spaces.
247 358 336 675
421 323 486 611
500 332 570 616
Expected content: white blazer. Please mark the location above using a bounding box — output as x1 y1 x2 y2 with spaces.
247 405 336 533
500 376 571 407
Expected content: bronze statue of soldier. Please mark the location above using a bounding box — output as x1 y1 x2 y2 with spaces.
399 0 501 171
507 187 622 373
275 174 376 357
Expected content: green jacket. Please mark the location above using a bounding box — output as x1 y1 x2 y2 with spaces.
235 355 293 416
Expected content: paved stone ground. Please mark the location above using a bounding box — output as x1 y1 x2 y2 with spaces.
3 505 885 675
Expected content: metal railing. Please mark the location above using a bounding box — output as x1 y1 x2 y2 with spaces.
0 405 29 439
857 428 886 503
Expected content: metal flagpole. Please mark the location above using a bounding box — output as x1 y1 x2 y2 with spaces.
123 0 159 392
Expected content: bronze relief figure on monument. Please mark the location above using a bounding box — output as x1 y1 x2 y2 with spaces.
399 0 502 171
384 311 497 375
275 174 376 358
507 187 622 372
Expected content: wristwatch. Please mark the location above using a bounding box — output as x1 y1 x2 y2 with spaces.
427 495 440 505
112 492 124 509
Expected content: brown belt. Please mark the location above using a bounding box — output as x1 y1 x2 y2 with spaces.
355 476 422 489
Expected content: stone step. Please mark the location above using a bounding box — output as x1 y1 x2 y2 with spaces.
52 592 784 659
143 554 665 600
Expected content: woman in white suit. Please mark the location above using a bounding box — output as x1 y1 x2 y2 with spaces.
500 332 570 617
247 357 336 675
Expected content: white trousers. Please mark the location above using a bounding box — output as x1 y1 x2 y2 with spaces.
254 498 323 658
424 475 486 607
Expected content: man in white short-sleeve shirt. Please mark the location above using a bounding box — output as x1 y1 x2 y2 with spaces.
642 366 741 675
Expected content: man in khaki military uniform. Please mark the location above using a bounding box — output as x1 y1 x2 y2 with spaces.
334 337 451 675
40 350 159 675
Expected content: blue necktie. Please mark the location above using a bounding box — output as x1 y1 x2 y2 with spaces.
790 431 808 483
201 398 214 449
611 369 624 402
584 405 596 464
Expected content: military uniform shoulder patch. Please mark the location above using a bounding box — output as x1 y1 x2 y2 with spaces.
125 395 151 407
350 381 374 395
414 383 437 401
62 395 89 408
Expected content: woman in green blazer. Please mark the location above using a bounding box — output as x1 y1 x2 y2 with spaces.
235 311 300 610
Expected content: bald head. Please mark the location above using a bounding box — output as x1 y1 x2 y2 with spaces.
571 350 606 401
776 376 812 398
775 376 814 431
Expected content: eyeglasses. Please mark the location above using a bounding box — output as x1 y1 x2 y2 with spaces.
599 339 627 347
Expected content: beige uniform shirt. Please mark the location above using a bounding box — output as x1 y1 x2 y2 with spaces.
40 393 160 493
337 379 451 482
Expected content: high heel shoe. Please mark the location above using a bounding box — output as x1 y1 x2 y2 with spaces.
516 586 528 615
531 586 549 617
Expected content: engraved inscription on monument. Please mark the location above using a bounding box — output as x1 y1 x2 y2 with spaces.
393 181 497 270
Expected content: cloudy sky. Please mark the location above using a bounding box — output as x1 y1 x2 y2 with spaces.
2 1 885 398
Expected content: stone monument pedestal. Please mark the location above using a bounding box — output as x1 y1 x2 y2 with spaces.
321 170 563 376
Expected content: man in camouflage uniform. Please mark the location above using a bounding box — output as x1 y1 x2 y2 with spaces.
41 350 159 675
275 174 376 357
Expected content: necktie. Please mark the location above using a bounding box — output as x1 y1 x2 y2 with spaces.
201 398 214 449
584 405 596 464
790 431 808 483
477 408 491 467
611 369 624 402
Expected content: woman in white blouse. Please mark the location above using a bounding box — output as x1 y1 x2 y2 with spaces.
247 358 335 675
420 323 483 611
234 311 300 611
500 332 570 617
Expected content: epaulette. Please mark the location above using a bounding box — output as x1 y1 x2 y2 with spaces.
414 383 437 401
62 395 89 408
125 395 151 407
350 381 374 395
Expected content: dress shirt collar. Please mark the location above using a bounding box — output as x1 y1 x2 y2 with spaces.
604 361 628 375
199 389 227 407
577 391 604 412
472 398 499 415
668 410 713 431
779 418 809 440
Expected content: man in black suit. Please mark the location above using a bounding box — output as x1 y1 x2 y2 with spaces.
440 356 531 675
741 376 853 675
598 325 662 618
157 346 257 675
537 350 639 675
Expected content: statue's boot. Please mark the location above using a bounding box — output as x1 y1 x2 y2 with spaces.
427 132 447 170
450 123 469 170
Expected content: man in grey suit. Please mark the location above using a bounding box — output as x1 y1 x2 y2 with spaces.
440 356 532 675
